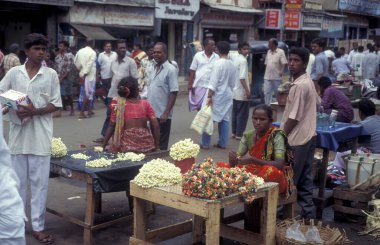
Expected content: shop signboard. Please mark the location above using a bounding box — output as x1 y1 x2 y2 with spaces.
201 11 254 27
11 0 73 6
286 0 302 11
320 16 344 38
302 13 323 30
265 9 281 29
284 11 301 30
105 6 154 26
338 0 380 17
155 0 199 21
303 0 322 11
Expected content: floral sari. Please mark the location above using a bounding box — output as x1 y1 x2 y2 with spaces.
237 126 294 198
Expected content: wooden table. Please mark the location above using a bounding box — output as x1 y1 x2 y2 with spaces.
129 182 279 245
48 149 168 245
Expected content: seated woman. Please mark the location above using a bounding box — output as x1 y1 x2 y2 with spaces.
317 76 354 123
229 104 293 197
102 76 160 153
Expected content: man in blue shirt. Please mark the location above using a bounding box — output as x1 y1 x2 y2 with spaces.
332 51 352 77
310 38 329 82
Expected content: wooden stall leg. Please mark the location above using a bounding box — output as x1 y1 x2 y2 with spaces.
316 148 329 219
192 215 204 244
133 197 148 241
262 185 279 245
94 192 101 213
205 203 220 245
84 176 95 245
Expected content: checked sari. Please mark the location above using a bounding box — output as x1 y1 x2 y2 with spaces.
237 126 294 198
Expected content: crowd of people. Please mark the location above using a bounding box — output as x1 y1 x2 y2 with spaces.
0 32 380 244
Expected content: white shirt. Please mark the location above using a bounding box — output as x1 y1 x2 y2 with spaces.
0 64 62 155
204 58 236 122
97 51 117 79
264 48 288 80
0 113 26 239
306 53 315 76
233 53 249 101
190 51 219 88
351 52 365 77
108 55 139 98
347 49 357 64
74 46 97 81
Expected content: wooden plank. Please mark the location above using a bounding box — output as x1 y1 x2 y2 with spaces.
130 183 209 217
262 186 278 245
91 215 132 230
222 212 244 224
205 202 221 245
133 197 147 241
333 188 374 203
145 220 192 243
334 205 366 216
192 215 204 243
83 175 95 245
129 236 153 245
46 208 89 228
220 191 266 208
220 224 263 245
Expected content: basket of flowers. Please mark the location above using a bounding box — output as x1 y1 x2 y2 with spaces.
169 139 200 174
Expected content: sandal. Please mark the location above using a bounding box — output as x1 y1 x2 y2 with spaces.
93 137 104 143
78 115 88 119
213 144 226 149
33 231 55 244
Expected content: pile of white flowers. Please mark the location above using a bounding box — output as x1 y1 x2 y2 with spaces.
71 153 90 160
94 146 103 152
169 138 200 161
51 137 68 158
113 152 145 162
85 157 112 168
134 158 182 188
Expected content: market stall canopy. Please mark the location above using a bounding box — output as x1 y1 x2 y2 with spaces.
203 2 263 14
70 24 116 40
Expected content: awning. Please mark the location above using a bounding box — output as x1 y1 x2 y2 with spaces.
70 24 116 40
203 2 263 14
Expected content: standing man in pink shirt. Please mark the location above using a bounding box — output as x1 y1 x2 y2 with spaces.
281 47 318 219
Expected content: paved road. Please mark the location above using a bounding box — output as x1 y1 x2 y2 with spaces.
5 94 376 244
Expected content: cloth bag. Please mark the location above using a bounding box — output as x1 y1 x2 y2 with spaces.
190 106 213 135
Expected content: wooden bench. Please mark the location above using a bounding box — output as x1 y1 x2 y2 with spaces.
129 182 279 245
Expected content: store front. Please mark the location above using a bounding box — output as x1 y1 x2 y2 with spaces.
301 12 323 48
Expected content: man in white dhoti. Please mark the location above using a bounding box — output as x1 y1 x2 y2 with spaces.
188 38 219 111
0 113 26 245
0 33 62 244
200 41 236 149
363 46 379 80
351 46 365 81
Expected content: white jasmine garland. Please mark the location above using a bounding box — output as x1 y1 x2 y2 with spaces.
71 153 90 160
112 152 145 162
85 158 112 168
134 158 182 188
51 137 68 158
169 138 200 161
94 146 103 152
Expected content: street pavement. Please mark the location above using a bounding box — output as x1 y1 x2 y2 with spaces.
5 93 377 244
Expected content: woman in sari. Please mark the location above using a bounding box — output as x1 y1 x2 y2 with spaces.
229 104 293 197
102 76 160 153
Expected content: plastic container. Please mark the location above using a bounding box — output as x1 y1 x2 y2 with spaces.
174 157 195 174
346 157 380 189
329 110 338 129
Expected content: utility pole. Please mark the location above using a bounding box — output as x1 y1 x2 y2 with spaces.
279 0 285 41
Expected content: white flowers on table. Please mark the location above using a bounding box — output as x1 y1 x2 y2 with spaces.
94 146 103 152
85 157 112 168
169 138 200 161
51 137 68 158
113 152 145 162
134 158 182 188
71 153 90 160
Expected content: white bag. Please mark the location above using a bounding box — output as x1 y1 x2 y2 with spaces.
190 106 213 135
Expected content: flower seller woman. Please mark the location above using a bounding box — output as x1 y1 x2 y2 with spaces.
102 76 160 153
229 104 294 197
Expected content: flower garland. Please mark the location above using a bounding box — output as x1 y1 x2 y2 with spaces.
182 158 264 203
85 157 112 168
134 158 182 188
113 152 145 162
170 138 200 161
71 153 90 160
51 137 68 158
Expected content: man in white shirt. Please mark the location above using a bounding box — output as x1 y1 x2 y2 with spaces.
94 41 117 143
188 38 219 111
0 33 62 244
232 42 250 140
351 46 365 81
347 42 358 64
263 38 288 105
74 39 97 118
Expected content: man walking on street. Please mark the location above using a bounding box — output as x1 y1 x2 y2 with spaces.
231 42 250 140
263 38 287 105
139 44 156 99
3 43 21 74
94 41 117 143
74 39 97 118
188 38 219 111
148 42 179 150
201 41 236 149
0 33 62 244
281 47 318 219
310 38 329 83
